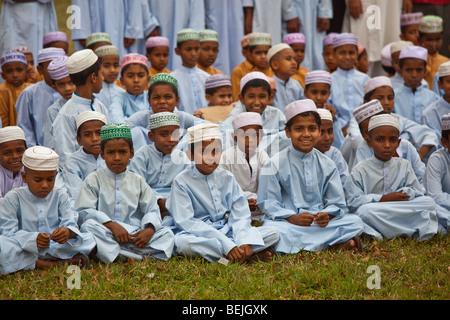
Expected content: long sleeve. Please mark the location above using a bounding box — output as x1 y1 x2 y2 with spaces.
424 150 450 210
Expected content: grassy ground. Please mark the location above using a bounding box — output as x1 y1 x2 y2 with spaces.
1 235 448 301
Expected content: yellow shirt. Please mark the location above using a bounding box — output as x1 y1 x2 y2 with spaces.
197 64 223 76
230 60 274 101
425 53 449 89
291 65 310 89
148 66 171 79
0 81 32 127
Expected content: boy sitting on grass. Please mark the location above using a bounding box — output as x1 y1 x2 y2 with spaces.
75 123 174 263
0 146 96 271
345 114 439 241
167 123 279 263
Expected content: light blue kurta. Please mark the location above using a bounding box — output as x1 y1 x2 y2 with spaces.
70 0 136 56
51 94 109 168
272 75 305 112
145 0 205 70
0 0 58 84
329 68 370 129
0 235 36 275
324 146 349 186
108 91 149 123
125 109 207 151
423 148 450 233
257 146 364 253
62 147 106 205
43 97 68 149
95 82 126 110
344 156 438 241
422 97 450 144
75 167 174 263
431 72 443 97
355 139 425 184
394 84 439 124
166 165 279 262
289 0 333 70
243 0 298 45
126 0 160 54
129 143 191 200
170 66 210 115
204 0 245 75
390 72 429 92
15 81 60 147
0 165 25 200
0 186 96 272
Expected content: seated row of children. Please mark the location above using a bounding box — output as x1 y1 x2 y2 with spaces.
0 76 448 274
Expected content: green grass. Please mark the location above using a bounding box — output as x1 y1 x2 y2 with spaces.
1 235 448 300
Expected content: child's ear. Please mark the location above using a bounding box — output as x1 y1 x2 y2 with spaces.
120 76 125 86
0 72 4 81
76 135 83 147
21 171 27 183
285 126 291 139
148 131 155 142
365 135 372 148
205 93 212 103
441 137 449 149
186 149 194 162
36 64 43 76
175 47 181 57
100 150 105 160
129 148 134 159
239 94 245 105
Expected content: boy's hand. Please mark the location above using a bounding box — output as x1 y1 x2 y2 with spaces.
36 233 50 248
131 225 155 248
248 199 258 212
286 212 313 227
227 246 245 262
239 244 253 261
104 221 131 244
193 110 203 118
51 227 72 244
380 192 410 202
313 212 331 228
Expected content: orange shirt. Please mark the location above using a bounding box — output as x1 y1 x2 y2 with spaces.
230 60 274 101
197 63 223 76
0 81 32 127
291 65 310 89
425 53 449 89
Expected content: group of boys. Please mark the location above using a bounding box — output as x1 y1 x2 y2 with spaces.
0 11 449 275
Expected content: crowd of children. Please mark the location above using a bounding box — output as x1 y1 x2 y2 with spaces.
0 3 449 275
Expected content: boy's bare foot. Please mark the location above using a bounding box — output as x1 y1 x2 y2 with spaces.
249 246 276 262
329 236 363 253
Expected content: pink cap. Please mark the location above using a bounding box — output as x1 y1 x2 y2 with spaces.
120 53 148 69
47 56 69 80
232 112 263 130
401 12 423 26
43 31 68 45
240 71 270 93
145 36 170 49
399 45 428 62
283 33 305 45
284 99 317 123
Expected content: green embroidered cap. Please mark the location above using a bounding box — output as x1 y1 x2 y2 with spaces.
249 32 272 47
149 112 180 130
100 123 132 141
199 29 219 43
86 32 112 48
419 15 443 34
176 28 200 43
149 73 178 89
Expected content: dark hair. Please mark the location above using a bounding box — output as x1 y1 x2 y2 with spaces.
148 81 179 98
100 137 133 152
241 79 271 96
304 83 331 91
442 129 450 141
398 57 426 70
69 58 102 87
205 85 232 96
357 48 367 60
418 31 443 39
120 62 149 77
363 86 395 103
285 111 321 129
382 64 396 76
333 44 358 52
